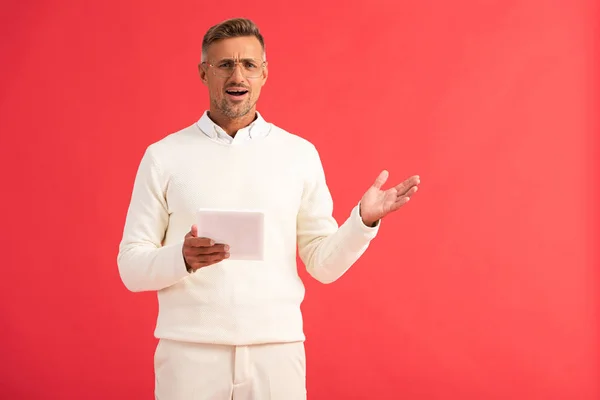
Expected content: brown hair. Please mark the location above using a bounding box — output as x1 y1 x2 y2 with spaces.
201 18 265 61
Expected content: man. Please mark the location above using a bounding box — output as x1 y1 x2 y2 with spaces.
117 17 420 400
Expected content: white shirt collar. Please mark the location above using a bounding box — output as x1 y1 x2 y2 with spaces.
196 110 271 144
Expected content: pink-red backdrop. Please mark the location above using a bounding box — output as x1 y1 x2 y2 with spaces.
1 0 598 399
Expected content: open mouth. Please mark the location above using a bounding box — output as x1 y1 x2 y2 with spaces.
225 88 249 97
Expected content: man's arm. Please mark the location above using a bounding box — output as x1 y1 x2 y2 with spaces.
296 146 380 284
117 147 189 292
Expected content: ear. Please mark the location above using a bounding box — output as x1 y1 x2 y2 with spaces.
261 63 269 87
198 63 208 86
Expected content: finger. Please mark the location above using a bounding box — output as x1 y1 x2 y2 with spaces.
372 170 389 189
394 175 420 195
191 244 230 255
184 249 224 260
187 237 215 247
397 185 418 198
390 196 411 212
185 225 199 239
186 251 230 270
183 246 228 263
393 185 419 207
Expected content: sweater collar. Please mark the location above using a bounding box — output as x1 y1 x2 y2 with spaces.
196 110 270 143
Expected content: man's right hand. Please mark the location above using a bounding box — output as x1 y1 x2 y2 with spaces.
182 225 230 272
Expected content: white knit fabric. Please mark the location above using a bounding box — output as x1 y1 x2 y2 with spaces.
117 119 380 345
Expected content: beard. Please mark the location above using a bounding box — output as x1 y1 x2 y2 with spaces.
213 95 255 119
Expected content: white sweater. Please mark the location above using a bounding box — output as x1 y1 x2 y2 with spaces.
117 120 380 345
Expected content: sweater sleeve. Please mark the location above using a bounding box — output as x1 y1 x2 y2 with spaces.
117 146 189 292
296 145 380 284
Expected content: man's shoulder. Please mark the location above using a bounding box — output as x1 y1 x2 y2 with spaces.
143 123 199 155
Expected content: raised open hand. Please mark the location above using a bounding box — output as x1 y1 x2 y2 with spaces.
359 170 420 226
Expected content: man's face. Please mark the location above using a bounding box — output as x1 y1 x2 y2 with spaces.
199 36 268 120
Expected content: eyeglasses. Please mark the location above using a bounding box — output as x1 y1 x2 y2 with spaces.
201 58 267 78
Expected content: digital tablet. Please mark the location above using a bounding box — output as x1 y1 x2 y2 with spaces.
196 208 265 261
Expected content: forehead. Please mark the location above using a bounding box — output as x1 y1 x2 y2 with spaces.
206 36 264 60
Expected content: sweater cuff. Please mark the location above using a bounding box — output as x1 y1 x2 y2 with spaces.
339 203 379 254
165 241 191 281
353 202 381 235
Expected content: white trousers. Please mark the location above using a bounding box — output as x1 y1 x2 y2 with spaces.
154 339 307 400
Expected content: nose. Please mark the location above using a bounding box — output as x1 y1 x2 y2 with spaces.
228 62 246 83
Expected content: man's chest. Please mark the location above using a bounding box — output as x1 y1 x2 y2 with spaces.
164 155 305 218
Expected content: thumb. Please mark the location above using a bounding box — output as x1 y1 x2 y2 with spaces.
190 224 198 237
372 170 389 189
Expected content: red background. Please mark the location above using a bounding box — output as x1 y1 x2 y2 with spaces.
1 0 598 399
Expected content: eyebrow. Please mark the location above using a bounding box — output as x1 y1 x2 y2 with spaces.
215 57 262 61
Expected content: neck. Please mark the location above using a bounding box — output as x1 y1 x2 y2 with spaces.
208 108 257 137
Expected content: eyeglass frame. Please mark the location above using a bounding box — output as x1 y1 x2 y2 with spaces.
200 57 268 78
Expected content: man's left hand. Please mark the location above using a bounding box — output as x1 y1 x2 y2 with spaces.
359 170 420 227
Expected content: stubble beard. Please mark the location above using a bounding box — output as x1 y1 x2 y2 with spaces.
213 95 255 119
